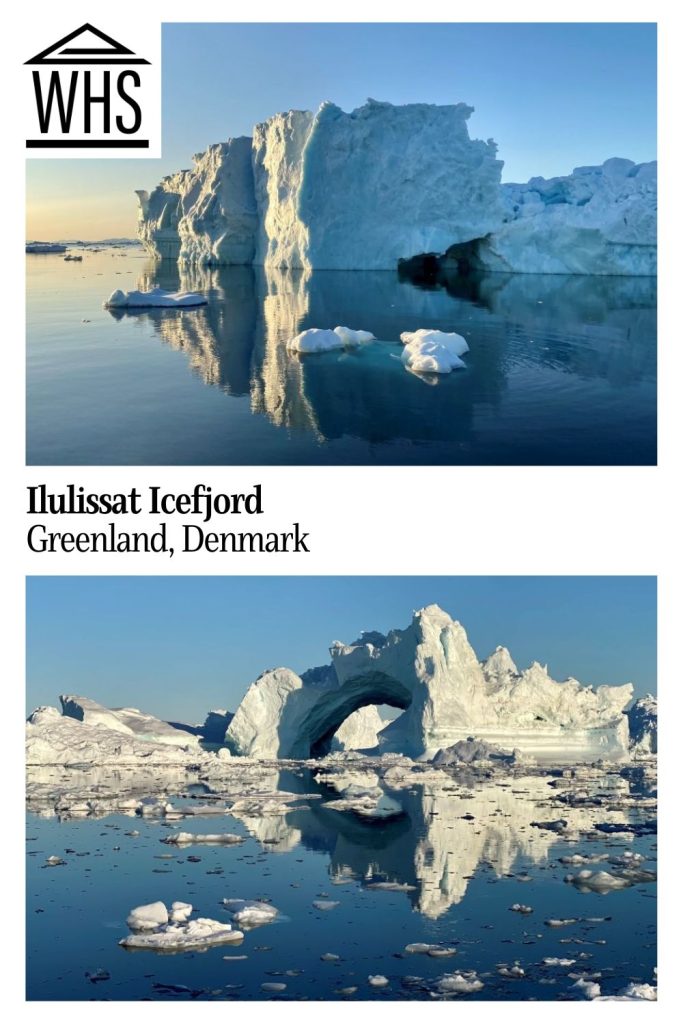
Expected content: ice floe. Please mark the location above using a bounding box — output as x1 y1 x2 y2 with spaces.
104 287 207 309
286 326 375 353
222 899 279 927
400 329 469 375
162 831 244 845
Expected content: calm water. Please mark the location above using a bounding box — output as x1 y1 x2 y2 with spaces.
26 248 657 465
26 765 656 1001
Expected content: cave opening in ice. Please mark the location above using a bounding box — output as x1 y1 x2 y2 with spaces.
303 671 411 759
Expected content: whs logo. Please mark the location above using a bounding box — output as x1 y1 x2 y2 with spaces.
24 22 160 157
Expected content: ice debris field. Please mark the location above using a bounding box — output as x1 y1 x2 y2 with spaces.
26 606 657 1001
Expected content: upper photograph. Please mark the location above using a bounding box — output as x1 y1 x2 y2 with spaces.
26 22 657 465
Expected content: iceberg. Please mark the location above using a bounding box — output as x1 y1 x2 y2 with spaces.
26 704 205 767
225 605 633 761
26 242 67 254
136 101 656 276
104 287 207 308
59 695 201 748
471 159 657 276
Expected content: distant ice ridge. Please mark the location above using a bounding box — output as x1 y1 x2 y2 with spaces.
136 101 656 276
225 605 634 761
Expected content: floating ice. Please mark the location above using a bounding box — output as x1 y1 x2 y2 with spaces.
564 870 631 892
400 329 469 375
126 901 169 931
162 832 244 845
169 901 192 924
435 971 484 995
26 242 67 254
104 287 207 309
120 916 243 951
368 975 389 987
286 326 375 353
222 899 278 927
572 978 601 999
312 899 339 911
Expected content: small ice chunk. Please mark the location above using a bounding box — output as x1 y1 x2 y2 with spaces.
368 975 389 987
544 957 576 967
287 326 375 353
509 903 533 914
435 971 484 994
321 953 341 961
498 964 525 978
565 870 631 892
573 978 601 999
45 855 66 866
126 901 169 931
400 329 469 375
104 287 207 309
222 899 278 927
261 982 287 992
312 899 339 911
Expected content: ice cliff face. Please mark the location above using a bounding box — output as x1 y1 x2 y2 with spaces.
627 695 657 755
470 158 657 276
135 138 257 265
225 605 633 761
137 99 503 271
252 99 503 270
136 100 656 276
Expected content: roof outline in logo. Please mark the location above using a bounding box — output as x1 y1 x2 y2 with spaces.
25 23 150 65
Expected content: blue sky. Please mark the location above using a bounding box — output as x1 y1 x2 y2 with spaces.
26 22 656 239
26 577 656 722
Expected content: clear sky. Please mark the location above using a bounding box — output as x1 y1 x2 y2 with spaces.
26 576 656 722
26 22 656 240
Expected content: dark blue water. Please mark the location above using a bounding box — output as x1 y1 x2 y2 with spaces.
26 767 656 1000
26 250 656 465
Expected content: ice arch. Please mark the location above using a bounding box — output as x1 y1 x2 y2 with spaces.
304 672 411 758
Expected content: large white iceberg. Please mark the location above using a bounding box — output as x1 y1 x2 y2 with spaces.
225 605 633 761
136 100 655 276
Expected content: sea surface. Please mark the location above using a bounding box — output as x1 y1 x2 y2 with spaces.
26 764 657 1001
26 247 657 465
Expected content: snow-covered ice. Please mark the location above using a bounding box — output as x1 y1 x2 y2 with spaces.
120 916 243 951
222 899 279 927
126 902 169 931
162 832 244 845
400 329 469 375
104 287 207 309
287 326 375 353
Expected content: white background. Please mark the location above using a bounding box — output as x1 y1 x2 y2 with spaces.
4 0 680 1018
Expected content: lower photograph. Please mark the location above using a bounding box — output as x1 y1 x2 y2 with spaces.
25 576 657 1002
